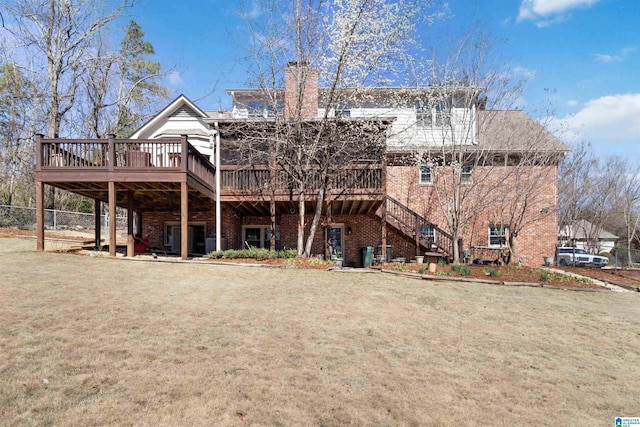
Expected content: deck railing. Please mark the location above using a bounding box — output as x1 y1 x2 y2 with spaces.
37 135 381 195
385 196 453 257
37 135 215 189
220 165 383 192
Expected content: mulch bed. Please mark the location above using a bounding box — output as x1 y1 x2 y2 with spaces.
385 263 606 289
4 227 638 290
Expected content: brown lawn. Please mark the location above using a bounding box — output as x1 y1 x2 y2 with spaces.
1 237 640 426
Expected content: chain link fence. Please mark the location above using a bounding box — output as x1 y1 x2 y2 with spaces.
0 205 127 239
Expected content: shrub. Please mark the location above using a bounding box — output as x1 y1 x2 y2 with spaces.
539 273 552 282
460 266 472 276
418 266 427 274
393 264 408 272
451 263 462 272
207 248 296 260
435 271 448 276
484 267 499 278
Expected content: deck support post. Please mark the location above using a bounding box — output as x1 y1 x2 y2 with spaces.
94 199 101 249
127 190 134 257
381 202 387 262
108 181 116 257
380 144 388 262
181 181 188 260
36 181 44 252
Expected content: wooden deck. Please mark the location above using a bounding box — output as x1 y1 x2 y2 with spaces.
34 135 387 258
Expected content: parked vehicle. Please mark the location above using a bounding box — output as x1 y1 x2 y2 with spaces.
556 247 609 267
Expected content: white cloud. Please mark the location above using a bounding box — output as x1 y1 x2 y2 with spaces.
567 100 579 107
518 0 601 24
555 93 640 144
592 47 636 63
167 71 183 87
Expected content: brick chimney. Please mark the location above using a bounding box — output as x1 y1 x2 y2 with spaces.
284 61 319 119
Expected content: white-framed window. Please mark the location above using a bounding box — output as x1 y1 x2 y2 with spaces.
488 225 508 248
416 100 451 127
266 100 284 117
420 225 437 243
243 225 280 249
461 164 473 184
247 100 283 118
247 101 265 118
419 165 433 184
335 102 351 118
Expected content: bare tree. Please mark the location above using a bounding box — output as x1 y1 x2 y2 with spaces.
1 0 132 207
403 29 568 264
237 0 444 257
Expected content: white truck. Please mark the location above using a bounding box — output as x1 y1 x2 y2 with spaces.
556 247 609 267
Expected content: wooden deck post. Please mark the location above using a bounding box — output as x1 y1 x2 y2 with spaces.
108 181 116 256
381 143 388 261
36 180 44 252
108 134 115 171
127 190 134 257
381 202 387 261
94 199 101 249
181 181 189 260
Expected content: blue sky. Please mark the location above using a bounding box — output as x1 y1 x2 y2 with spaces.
123 0 639 162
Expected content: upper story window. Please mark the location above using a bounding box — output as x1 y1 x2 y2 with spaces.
489 225 508 248
247 101 265 118
247 100 283 118
335 103 351 118
461 164 473 184
266 100 284 117
419 165 433 184
416 100 451 128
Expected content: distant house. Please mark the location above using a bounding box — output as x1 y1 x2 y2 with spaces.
559 219 618 253
34 63 568 266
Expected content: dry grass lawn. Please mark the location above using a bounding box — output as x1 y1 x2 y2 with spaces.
1 237 639 426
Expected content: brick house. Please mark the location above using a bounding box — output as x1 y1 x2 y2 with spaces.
35 63 568 266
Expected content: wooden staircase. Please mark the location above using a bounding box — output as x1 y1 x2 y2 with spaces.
378 196 453 260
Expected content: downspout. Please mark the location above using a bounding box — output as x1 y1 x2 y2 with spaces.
209 123 222 252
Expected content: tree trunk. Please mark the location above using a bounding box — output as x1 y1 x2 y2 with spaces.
297 186 305 257
452 230 460 264
304 186 325 257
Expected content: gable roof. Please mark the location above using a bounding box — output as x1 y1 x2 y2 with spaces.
478 110 569 153
129 94 209 139
564 219 619 240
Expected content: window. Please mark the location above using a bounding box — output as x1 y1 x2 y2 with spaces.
416 101 432 127
416 100 451 127
266 100 284 117
434 101 451 126
461 164 473 184
420 225 437 243
489 225 508 248
247 101 265 118
335 103 351 118
419 165 433 184
243 225 280 249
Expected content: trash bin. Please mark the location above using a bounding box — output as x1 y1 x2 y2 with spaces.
377 245 392 263
361 246 374 268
